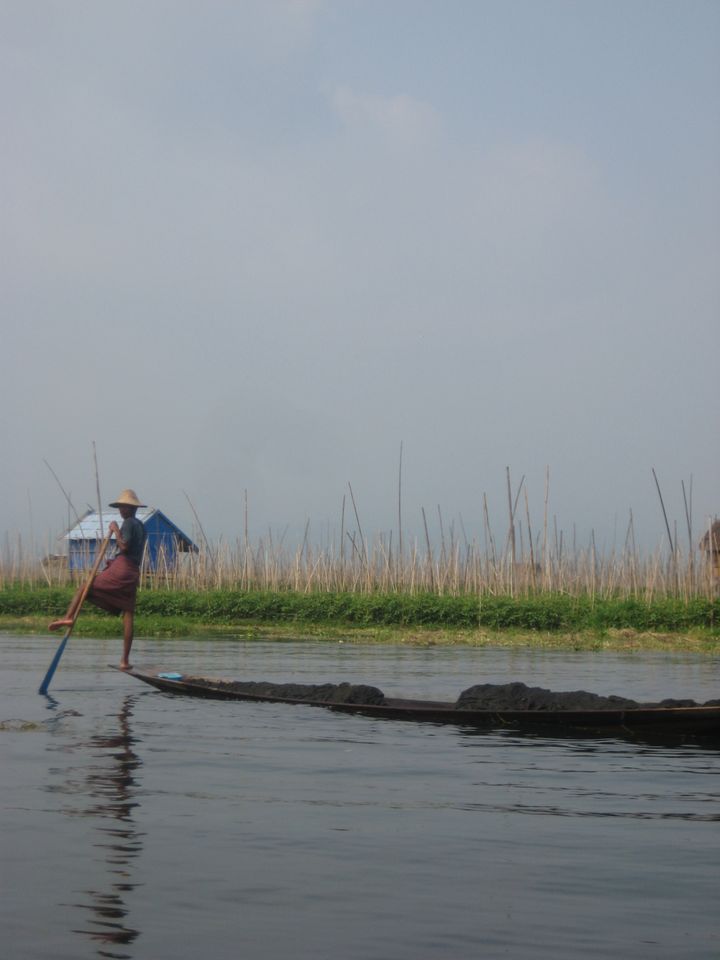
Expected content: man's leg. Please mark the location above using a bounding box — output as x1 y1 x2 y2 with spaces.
120 611 134 668
48 584 87 631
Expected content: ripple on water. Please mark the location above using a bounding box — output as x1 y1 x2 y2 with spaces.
2 634 719 960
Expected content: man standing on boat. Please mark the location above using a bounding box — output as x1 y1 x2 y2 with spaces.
49 489 147 669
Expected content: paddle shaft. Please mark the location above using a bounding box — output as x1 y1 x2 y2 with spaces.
38 534 112 694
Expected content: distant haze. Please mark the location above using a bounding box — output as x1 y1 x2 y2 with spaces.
2 1 718 556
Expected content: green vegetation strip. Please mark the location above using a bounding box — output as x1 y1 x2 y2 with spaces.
1 587 717 632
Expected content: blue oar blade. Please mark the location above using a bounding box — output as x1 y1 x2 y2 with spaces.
38 631 71 695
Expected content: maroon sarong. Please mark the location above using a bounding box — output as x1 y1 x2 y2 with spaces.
89 555 141 615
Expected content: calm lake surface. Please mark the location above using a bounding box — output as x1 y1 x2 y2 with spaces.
2 633 719 960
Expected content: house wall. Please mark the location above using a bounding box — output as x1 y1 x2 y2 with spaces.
68 540 110 572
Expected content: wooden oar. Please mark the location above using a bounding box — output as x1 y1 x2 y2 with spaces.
39 534 112 695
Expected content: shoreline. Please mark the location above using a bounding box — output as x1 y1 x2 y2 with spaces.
3 615 719 653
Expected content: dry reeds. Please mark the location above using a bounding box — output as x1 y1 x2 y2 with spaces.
3 523 715 601
3 471 717 600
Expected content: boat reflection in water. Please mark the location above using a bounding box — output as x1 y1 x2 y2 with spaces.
61 697 144 959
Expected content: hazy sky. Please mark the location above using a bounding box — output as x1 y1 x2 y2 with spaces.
2 0 718 555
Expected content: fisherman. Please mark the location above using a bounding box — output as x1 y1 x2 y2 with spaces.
49 489 147 669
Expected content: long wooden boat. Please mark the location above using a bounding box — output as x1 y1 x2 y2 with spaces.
121 666 720 741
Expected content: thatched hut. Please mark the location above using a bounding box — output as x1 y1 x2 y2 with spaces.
699 520 720 578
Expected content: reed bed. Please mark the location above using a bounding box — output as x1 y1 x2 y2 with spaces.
1 527 717 602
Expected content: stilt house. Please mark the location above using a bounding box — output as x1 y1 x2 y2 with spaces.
64 509 198 572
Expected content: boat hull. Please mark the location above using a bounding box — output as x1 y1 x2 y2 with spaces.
120 667 720 741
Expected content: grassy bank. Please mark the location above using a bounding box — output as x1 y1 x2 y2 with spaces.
1 586 717 636
3 615 718 652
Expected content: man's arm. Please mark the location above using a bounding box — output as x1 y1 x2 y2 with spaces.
108 520 129 553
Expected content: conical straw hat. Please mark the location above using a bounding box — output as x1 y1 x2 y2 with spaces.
108 489 147 508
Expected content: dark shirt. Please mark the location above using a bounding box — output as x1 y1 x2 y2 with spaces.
120 516 147 566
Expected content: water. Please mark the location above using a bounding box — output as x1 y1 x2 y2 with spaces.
2 633 719 960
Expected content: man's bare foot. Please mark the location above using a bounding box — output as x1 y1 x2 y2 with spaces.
48 619 73 632
119 662 132 671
